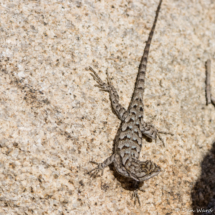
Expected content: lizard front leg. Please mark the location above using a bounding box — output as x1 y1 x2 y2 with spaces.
131 181 145 205
88 154 115 178
88 67 128 121
140 121 173 146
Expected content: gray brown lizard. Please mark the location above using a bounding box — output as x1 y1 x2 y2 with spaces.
88 0 172 204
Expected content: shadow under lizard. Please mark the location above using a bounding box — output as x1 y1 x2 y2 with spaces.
88 0 172 205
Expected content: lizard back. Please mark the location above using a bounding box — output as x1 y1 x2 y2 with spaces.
115 0 163 167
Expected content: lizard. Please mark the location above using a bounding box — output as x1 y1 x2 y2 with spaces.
88 0 172 205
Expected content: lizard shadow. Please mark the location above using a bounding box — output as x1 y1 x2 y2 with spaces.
110 165 144 192
191 142 215 215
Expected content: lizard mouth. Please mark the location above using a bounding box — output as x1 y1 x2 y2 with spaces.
138 170 161 181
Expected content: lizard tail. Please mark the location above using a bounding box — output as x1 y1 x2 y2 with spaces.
130 0 163 104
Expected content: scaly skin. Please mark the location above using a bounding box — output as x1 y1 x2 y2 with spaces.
88 0 172 205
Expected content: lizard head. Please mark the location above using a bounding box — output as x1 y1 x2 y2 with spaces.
138 160 161 181
141 160 160 173
127 159 161 182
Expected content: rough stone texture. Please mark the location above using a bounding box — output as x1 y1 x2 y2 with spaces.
0 0 215 214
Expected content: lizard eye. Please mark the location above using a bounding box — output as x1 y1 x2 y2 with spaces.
141 164 146 169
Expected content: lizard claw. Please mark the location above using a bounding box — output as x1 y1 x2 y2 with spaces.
89 67 111 92
157 133 165 147
131 190 141 205
158 131 174 136
88 161 104 178
157 131 173 147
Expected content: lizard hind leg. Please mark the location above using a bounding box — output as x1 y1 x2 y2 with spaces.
88 154 115 178
88 66 128 121
89 67 111 92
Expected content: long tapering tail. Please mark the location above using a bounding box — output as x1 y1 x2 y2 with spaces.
130 0 163 105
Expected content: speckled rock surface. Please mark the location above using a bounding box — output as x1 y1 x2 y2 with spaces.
0 0 215 214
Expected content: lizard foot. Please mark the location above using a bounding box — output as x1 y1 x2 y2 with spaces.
88 161 104 178
157 131 174 147
89 67 111 92
132 190 141 205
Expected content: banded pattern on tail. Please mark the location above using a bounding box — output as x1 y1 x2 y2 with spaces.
130 0 163 105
